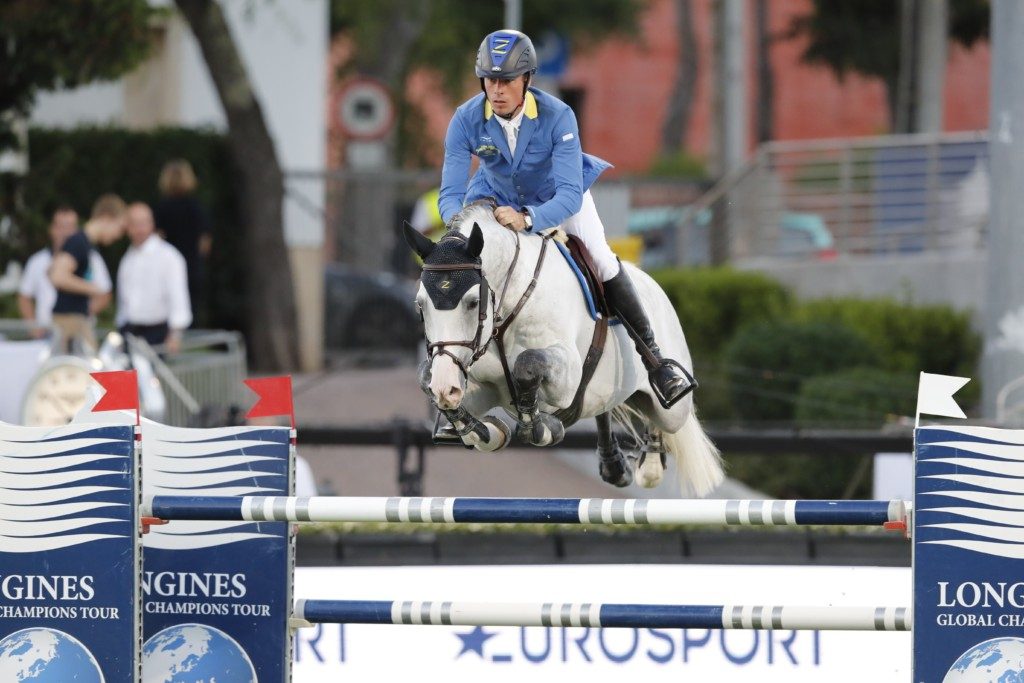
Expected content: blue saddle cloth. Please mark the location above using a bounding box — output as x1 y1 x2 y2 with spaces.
552 240 620 325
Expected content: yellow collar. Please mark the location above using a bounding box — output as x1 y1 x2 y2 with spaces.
484 91 538 121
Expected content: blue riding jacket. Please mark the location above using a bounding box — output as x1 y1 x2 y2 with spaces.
439 87 612 230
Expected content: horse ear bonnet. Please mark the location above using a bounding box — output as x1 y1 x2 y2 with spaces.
421 233 482 310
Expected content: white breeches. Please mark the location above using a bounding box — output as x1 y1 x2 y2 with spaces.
559 190 621 282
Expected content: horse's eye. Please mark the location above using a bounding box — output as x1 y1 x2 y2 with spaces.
467 299 479 310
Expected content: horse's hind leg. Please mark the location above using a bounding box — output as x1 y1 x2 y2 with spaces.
637 429 667 489
512 349 567 446
596 412 633 488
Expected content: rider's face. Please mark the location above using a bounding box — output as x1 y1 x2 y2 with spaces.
484 75 527 116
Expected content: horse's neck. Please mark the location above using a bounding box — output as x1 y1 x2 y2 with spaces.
476 223 530 294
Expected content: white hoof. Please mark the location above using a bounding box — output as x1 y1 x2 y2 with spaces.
637 457 664 488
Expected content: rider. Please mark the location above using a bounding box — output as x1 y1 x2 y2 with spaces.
439 29 695 408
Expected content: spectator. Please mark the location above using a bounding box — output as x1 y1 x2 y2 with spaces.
49 195 126 353
153 159 210 326
19 205 112 339
116 202 192 354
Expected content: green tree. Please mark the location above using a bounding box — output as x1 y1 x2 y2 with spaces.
0 0 156 147
786 0 989 129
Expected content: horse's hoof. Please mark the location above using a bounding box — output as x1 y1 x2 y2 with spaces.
599 455 634 488
516 413 564 446
636 452 665 489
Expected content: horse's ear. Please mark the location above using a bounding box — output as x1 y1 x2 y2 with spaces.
467 223 484 260
402 221 435 260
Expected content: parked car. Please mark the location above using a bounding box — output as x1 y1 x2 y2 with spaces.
323 264 422 358
629 206 837 268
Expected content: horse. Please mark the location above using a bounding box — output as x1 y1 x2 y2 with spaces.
403 201 723 495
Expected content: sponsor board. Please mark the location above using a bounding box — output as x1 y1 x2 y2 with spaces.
293 564 911 681
141 424 293 682
0 424 138 683
915 426 1024 682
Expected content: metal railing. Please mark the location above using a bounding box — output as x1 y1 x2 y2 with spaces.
150 330 248 427
678 131 990 263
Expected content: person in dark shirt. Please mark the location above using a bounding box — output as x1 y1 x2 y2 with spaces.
154 159 211 326
49 194 127 353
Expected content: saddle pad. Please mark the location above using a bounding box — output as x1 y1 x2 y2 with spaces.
553 239 621 325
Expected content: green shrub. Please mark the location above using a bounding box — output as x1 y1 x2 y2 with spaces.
721 319 876 422
648 152 709 179
723 453 872 500
19 126 244 331
792 298 979 376
652 268 792 363
795 366 918 427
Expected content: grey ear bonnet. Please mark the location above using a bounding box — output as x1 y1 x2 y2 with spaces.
422 233 481 310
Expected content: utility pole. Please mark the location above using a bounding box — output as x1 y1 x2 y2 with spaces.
915 0 948 133
983 1 1024 418
504 0 521 31
711 0 746 264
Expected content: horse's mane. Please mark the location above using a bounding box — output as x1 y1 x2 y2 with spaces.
448 200 501 236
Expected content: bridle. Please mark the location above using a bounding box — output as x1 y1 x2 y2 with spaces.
421 228 551 396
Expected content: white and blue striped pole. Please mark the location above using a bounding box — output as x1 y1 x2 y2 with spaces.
144 495 907 527
292 600 912 631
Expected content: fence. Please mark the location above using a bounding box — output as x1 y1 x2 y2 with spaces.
146 330 248 427
681 131 990 264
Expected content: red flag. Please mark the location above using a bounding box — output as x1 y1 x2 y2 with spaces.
244 376 294 427
91 370 140 418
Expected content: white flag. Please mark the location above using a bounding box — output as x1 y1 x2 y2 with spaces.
917 372 971 420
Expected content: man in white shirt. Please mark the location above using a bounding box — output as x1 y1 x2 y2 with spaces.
18 205 112 338
116 203 192 354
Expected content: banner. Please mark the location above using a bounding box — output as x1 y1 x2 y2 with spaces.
141 424 293 682
914 425 1024 682
0 423 138 683
292 564 910 682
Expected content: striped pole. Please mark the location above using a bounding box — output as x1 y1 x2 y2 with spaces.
293 600 912 631
144 496 907 527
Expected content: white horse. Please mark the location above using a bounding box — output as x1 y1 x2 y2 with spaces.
403 202 723 495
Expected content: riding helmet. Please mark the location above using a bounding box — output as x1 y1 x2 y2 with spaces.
475 30 537 79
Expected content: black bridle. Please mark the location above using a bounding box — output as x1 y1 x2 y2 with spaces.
420 228 550 396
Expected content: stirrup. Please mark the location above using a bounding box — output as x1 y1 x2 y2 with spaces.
431 412 466 445
649 359 698 410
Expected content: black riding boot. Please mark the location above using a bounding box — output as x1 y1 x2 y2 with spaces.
604 267 697 409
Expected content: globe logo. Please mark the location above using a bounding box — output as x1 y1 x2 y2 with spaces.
143 623 256 682
0 627 103 682
944 637 1024 682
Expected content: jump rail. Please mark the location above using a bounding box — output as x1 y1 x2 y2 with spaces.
293 599 912 631
144 495 909 527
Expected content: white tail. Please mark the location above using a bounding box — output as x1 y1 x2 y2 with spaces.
665 410 724 497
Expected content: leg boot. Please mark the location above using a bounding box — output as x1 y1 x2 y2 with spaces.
603 267 697 409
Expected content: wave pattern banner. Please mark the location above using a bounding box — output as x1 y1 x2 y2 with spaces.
914 426 1024 683
140 423 293 683
0 422 138 683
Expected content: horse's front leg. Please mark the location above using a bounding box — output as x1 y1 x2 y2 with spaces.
512 343 580 446
418 361 509 451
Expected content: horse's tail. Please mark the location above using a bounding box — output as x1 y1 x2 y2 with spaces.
664 409 724 498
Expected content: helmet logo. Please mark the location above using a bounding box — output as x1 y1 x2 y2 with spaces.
491 37 511 55
488 34 517 67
